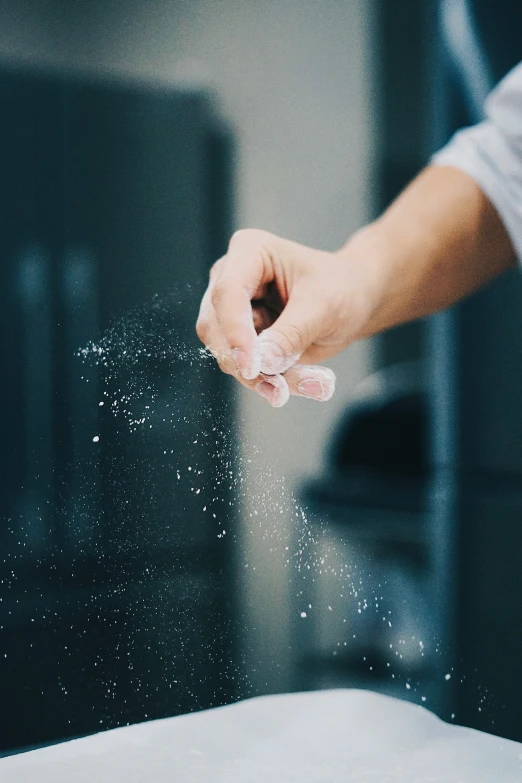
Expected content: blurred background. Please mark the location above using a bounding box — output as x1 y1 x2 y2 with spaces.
1 0 522 756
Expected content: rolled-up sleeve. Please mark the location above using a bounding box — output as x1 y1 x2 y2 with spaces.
432 62 522 261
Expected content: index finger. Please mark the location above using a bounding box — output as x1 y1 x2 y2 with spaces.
209 233 273 380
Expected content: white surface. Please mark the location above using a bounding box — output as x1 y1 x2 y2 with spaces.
2 689 522 782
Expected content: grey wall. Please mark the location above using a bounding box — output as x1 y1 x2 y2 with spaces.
0 0 377 693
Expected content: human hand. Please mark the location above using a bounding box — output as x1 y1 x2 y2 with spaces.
196 228 376 407
197 167 518 409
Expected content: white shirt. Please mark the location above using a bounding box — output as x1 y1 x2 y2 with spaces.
433 62 522 260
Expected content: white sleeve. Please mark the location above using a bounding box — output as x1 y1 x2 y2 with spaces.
432 62 522 261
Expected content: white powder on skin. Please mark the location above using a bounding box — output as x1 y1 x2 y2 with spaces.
258 331 302 375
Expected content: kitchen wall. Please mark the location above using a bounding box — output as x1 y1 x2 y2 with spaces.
0 0 377 692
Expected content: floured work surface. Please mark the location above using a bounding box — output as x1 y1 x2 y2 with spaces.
2 689 521 782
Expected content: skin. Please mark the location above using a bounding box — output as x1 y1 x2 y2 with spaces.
196 165 516 407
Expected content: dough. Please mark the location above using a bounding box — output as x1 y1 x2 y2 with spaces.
2 689 521 782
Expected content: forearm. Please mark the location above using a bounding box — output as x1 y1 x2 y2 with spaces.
340 165 517 339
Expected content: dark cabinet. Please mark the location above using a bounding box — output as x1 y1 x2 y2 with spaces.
0 67 236 751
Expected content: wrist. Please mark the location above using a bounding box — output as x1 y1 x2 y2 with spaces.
334 221 398 340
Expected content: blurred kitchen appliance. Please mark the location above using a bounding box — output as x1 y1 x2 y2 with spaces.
0 65 237 752
295 0 522 744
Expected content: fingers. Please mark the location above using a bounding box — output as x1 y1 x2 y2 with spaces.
197 247 261 380
257 286 327 375
196 229 339 406
208 231 275 380
197 293 335 406
254 373 290 408
247 364 336 406
197 289 249 377
197 288 289 404
254 365 335 406
199 230 330 380
210 275 261 379
284 365 336 402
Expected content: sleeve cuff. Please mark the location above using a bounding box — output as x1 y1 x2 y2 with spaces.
432 122 522 263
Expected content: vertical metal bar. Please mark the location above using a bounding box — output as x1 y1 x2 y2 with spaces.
426 1 459 719
428 0 492 719
61 247 100 551
16 246 54 553
440 0 492 120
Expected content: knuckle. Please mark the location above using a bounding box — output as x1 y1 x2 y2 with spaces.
217 361 233 376
209 256 225 281
216 352 235 376
210 280 227 309
195 316 210 343
228 228 250 248
228 227 272 250
280 322 306 355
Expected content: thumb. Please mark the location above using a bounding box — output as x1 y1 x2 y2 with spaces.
258 290 325 375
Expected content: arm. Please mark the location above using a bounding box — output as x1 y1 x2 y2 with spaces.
345 164 515 341
350 60 522 338
197 64 522 407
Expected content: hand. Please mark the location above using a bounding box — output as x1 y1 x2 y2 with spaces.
196 168 517 408
196 228 376 407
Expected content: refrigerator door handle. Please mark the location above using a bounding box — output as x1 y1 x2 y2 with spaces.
16 245 53 553
61 246 101 551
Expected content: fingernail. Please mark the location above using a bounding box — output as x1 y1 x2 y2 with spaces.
233 347 261 380
258 336 301 375
297 378 333 401
255 378 290 408
257 380 277 404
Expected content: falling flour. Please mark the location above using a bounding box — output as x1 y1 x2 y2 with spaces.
75 293 495 722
